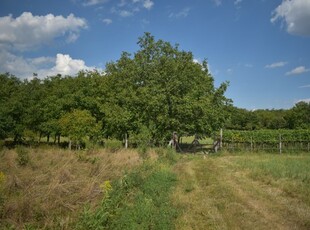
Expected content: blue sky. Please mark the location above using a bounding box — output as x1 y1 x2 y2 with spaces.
0 0 309 110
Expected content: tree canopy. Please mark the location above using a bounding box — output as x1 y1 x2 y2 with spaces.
103 32 230 142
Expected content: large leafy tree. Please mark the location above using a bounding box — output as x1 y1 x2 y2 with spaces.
104 33 231 142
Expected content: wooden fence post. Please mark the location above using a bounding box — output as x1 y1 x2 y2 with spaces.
125 133 128 149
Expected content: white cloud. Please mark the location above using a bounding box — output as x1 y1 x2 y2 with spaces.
50 54 94 76
103 18 113 24
0 50 96 79
271 0 310 36
286 66 310 75
169 7 191 18
299 84 310 88
0 12 87 51
265 61 287 68
143 0 154 10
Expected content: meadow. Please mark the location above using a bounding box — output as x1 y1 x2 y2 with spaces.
1 146 310 229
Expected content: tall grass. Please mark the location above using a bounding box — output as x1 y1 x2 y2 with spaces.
0 147 141 229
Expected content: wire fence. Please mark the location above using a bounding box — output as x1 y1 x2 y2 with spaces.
221 130 310 153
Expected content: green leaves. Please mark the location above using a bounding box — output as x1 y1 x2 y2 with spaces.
59 109 102 144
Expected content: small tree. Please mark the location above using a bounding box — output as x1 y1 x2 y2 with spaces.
59 109 101 149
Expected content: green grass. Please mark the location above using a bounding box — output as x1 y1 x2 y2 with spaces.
76 150 179 230
173 152 310 230
234 153 310 205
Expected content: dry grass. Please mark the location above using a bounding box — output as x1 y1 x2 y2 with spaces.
0 147 141 229
172 154 310 230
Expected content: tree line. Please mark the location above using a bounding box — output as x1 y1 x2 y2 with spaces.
0 33 309 147
226 103 310 130
0 33 230 146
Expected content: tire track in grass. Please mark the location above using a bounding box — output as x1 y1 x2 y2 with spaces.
172 156 310 230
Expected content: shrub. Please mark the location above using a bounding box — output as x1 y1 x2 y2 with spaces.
16 146 30 166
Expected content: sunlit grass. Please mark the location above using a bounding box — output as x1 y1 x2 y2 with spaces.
233 153 310 205
172 152 310 230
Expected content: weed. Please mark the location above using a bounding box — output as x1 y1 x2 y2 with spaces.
16 146 30 166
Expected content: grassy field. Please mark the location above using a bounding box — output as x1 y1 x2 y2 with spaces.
173 152 310 230
1 146 310 229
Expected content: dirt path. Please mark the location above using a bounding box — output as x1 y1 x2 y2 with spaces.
172 156 310 230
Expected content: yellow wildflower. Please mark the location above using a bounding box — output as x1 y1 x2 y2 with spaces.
100 180 112 195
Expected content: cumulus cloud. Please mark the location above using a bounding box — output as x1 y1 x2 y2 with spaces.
0 12 87 51
271 0 310 36
286 66 310 75
265 61 287 68
50 54 94 76
0 51 96 79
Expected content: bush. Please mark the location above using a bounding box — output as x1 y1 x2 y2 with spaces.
16 146 30 166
